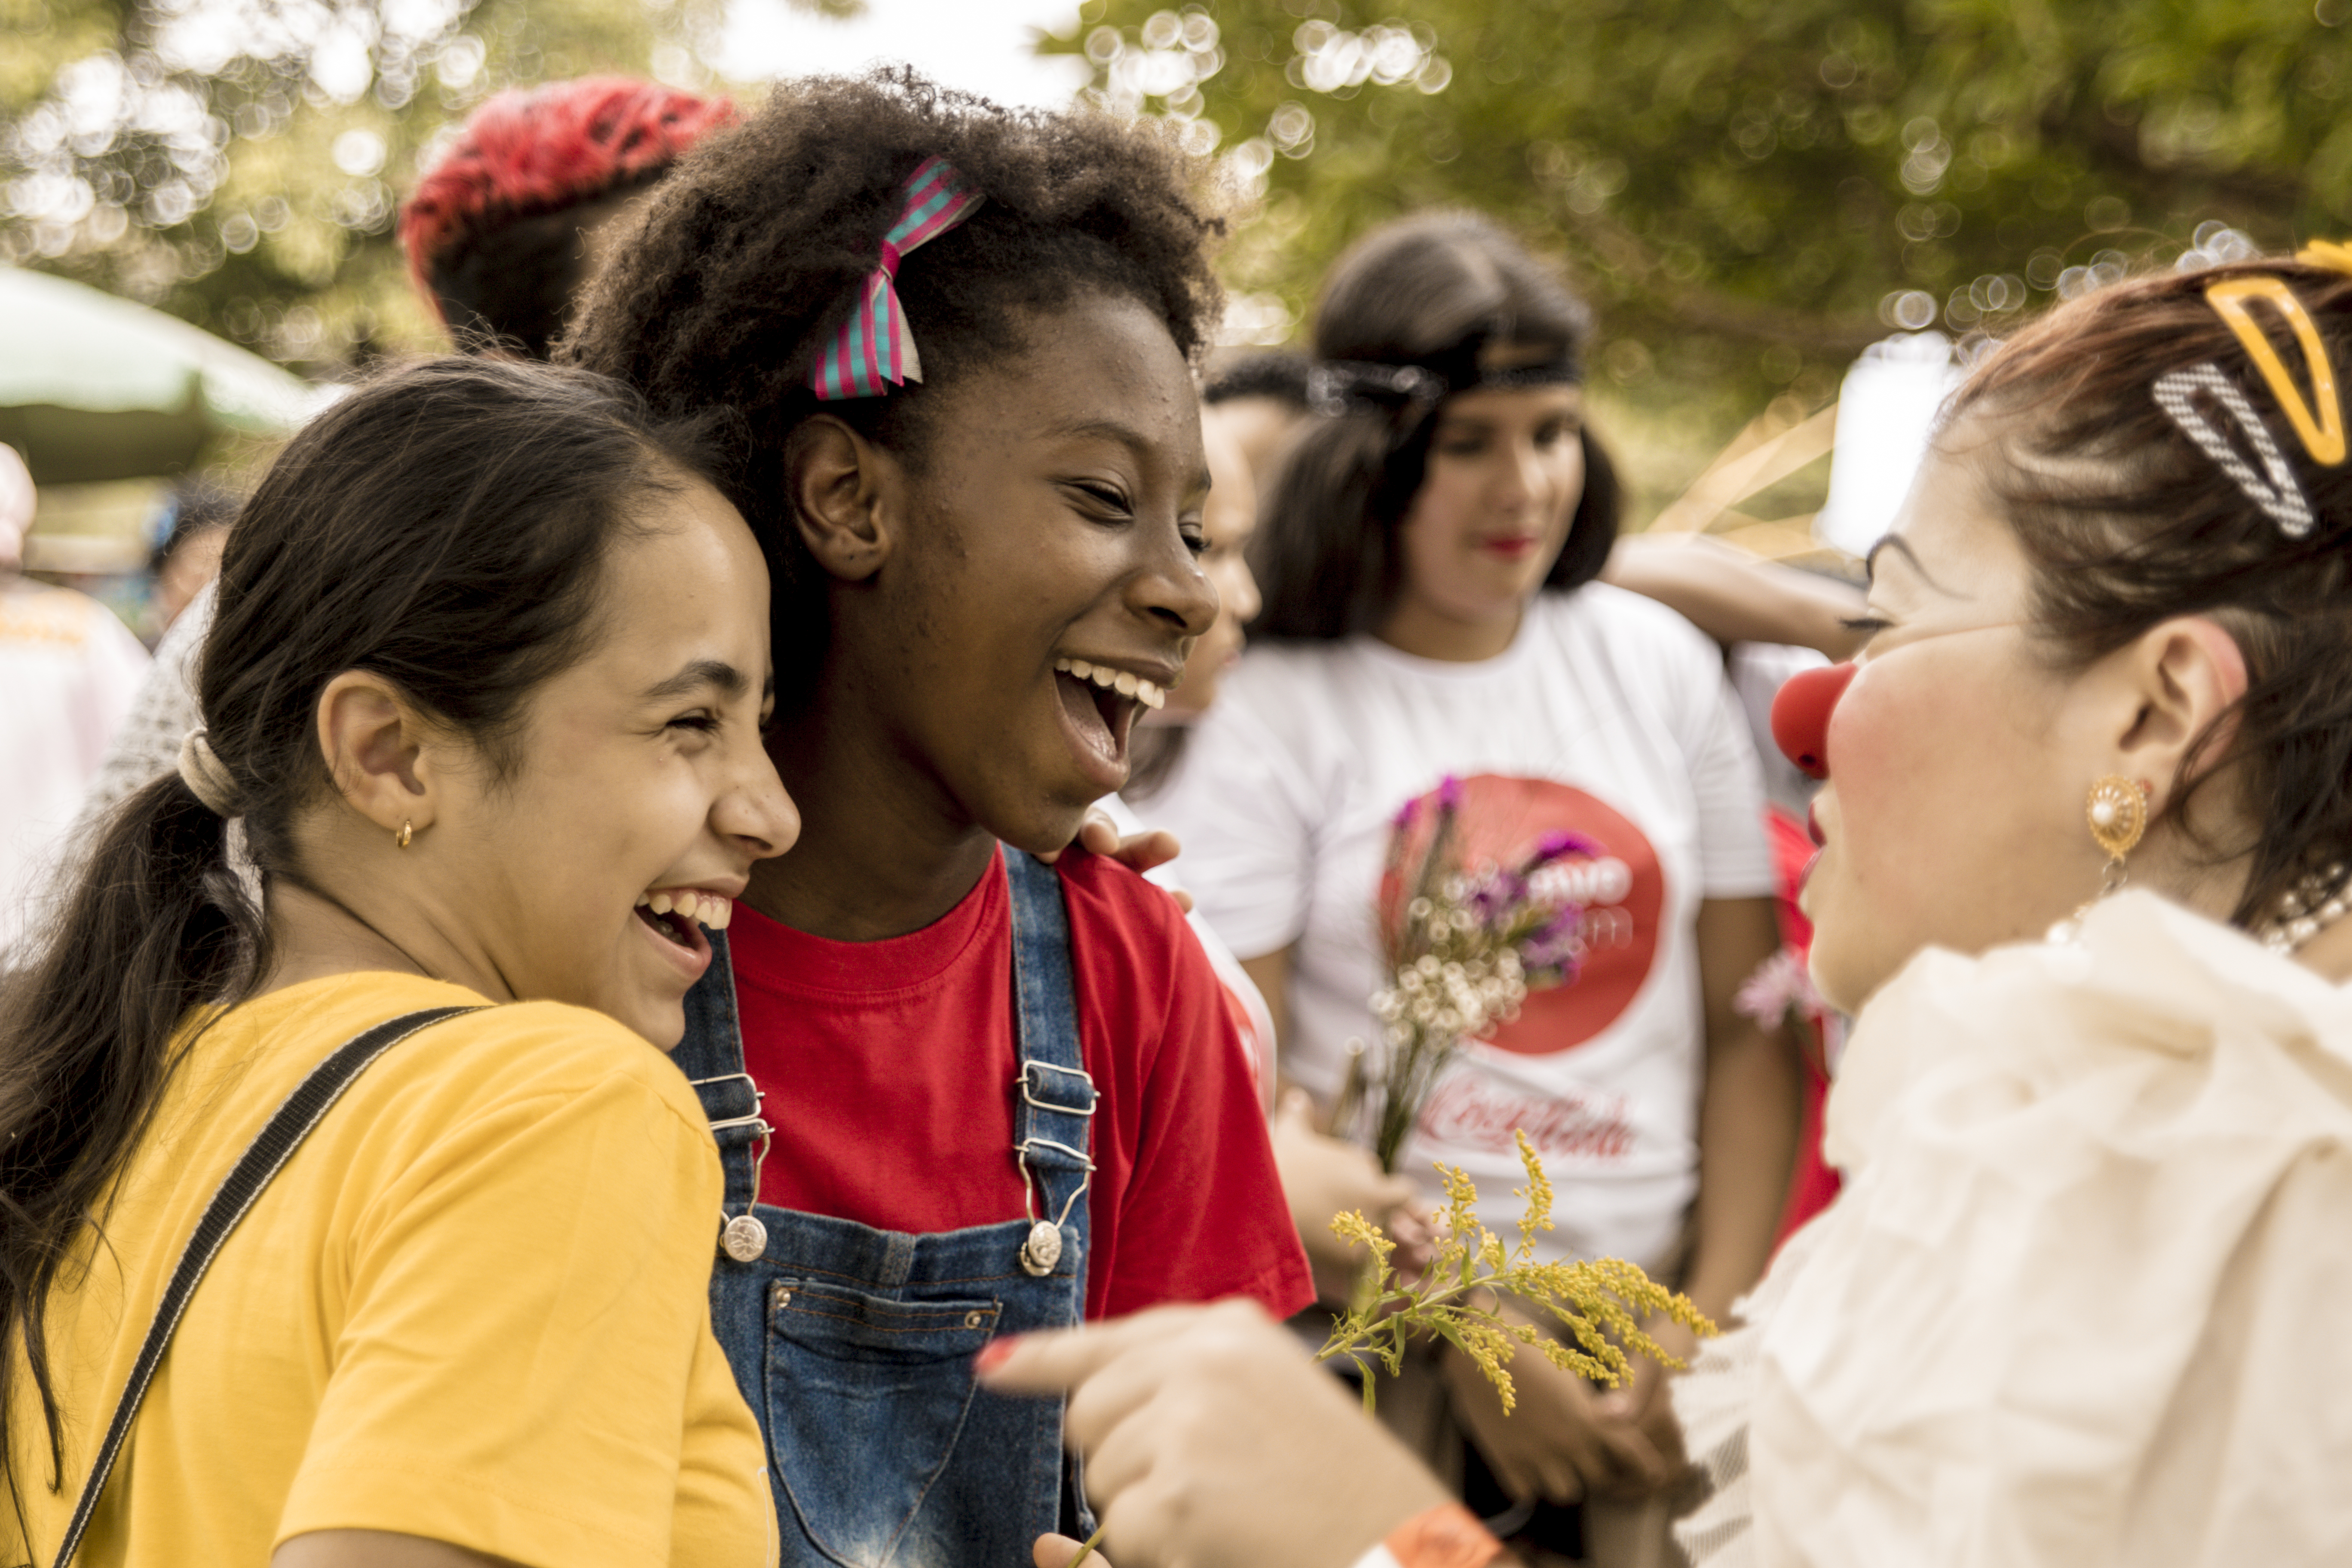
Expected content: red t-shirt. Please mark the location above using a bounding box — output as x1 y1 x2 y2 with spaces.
726 846 1312 1322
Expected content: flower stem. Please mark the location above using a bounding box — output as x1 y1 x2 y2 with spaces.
1065 1522 1109 1568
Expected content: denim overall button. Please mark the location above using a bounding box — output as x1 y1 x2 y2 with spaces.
772 1285 792 1310
1020 1219 1063 1275
963 1311 987 1329
722 1213 769 1263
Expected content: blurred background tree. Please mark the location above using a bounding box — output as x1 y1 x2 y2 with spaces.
1043 0 2352 511
0 0 857 372
13 0 2350 509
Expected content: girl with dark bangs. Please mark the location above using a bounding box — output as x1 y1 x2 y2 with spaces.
1148 211 1804 1563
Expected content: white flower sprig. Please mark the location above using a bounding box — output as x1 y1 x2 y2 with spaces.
1334 776 1601 1170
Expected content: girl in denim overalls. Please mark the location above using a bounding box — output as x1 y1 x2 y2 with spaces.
565 70 1314 1568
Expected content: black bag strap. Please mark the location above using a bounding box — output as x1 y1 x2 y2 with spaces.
50 1004 483 1568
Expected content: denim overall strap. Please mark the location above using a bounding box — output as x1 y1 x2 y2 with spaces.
673 859 1100 1568
674 931 766 1227
1001 851 1098 1548
1005 849 1097 1280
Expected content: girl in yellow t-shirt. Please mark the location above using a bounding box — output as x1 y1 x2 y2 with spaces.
0 357 798 1568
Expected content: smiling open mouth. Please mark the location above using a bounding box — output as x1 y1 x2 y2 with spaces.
1056 657 1167 711
1051 657 1167 783
633 888 732 949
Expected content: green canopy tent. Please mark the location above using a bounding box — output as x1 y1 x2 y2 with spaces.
0 266 334 485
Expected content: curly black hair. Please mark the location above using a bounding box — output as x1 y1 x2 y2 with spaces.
566 69 1223 579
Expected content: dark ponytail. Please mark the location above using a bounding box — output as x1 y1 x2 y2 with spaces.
0 355 729 1518
0 774 255 1497
1251 210 1619 641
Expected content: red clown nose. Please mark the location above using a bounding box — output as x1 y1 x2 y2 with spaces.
1771 662 1859 780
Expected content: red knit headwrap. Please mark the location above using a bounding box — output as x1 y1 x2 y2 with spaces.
398 76 735 319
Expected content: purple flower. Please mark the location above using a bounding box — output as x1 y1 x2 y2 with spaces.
1517 904 1588 980
1520 830 1602 872
1436 775 1465 812
1470 871 1528 926
1530 904 1583 948
1391 795 1422 831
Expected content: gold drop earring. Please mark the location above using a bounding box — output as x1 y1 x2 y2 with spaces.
2085 775 2150 894
2049 775 2150 943
396 819 414 850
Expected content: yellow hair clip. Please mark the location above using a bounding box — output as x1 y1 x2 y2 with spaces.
2297 239 2352 278
2204 276 2345 466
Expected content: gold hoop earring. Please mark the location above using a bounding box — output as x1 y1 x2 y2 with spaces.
396 819 413 850
2086 775 2150 893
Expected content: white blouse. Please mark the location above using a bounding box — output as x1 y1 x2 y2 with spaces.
1674 890 2352 1566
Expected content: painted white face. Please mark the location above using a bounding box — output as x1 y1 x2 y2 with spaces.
1800 414 2110 1013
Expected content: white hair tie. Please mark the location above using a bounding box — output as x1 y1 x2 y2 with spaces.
176 729 241 818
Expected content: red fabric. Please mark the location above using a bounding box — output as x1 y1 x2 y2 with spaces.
398 77 735 307
1765 805 1842 1248
726 847 1313 1323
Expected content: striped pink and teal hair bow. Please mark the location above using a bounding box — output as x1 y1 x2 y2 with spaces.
807 156 986 401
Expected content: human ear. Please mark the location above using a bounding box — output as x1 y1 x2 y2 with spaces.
2114 615 2251 793
785 416 900 584
315 672 441 838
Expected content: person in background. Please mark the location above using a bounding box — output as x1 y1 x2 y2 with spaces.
1203 351 1317 490
1112 401 1430 1295
142 478 236 641
64 76 738 838
1152 211 1801 1566
399 76 737 359
0 444 151 959
1201 344 1861 1267
1107 412 1278 1093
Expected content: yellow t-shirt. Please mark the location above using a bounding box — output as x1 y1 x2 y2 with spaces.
5 972 773 1568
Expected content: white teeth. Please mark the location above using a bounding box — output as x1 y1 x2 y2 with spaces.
644 888 735 930
1058 658 1167 707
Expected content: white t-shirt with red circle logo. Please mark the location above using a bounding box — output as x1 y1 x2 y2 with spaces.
1153 585 1776 1272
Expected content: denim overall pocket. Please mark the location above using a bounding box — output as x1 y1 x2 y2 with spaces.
762 1277 1004 1568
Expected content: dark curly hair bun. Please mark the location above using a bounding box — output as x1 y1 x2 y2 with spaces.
566 67 1223 502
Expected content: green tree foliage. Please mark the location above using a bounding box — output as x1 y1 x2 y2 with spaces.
0 0 747 368
1044 0 2352 449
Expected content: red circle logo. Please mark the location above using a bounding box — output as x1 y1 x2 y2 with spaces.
1387 774 1663 1055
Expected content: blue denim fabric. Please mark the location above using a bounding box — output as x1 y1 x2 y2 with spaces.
674 852 1097 1568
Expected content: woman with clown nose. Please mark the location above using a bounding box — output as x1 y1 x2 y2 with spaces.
984 243 2352 1568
